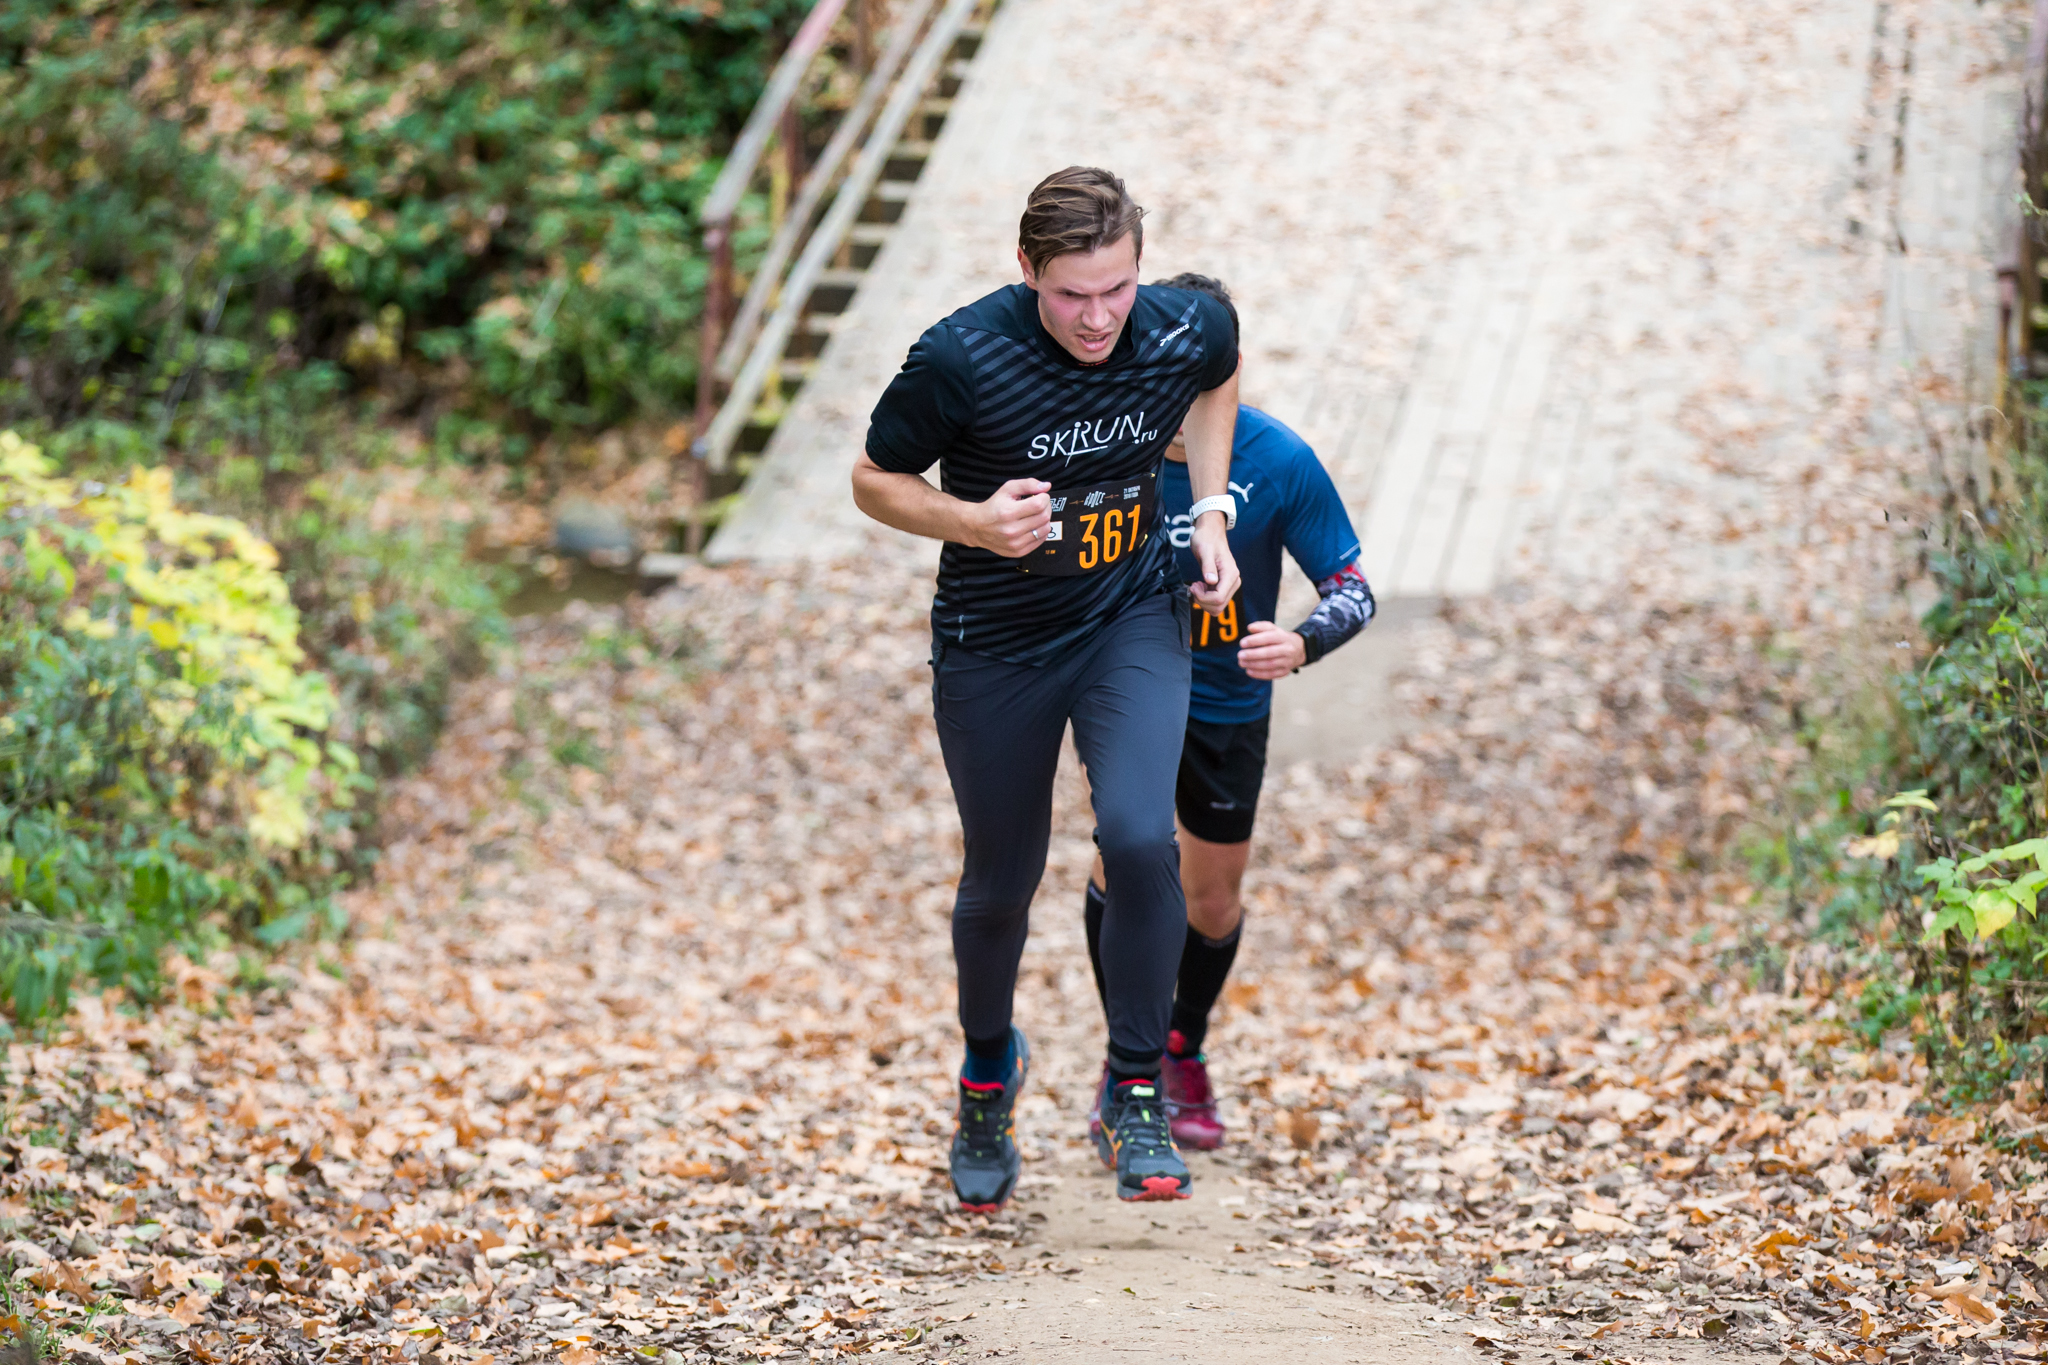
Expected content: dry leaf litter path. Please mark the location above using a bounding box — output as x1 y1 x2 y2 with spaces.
4 2 2047 1365
16 557 2047 1365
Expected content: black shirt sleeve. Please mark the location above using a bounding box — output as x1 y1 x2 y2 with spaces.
1193 293 1240 391
865 324 977 474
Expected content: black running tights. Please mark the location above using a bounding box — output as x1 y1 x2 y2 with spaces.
932 591 1191 1066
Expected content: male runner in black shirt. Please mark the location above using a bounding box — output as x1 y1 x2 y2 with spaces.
854 167 1242 1208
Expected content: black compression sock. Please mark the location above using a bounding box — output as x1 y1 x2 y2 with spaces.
962 1030 1013 1085
1169 920 1242 1057
1082 880 1108 1019
1106 1042 1161 1088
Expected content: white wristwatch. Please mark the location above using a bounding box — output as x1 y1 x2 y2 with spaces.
1187 494 1237 530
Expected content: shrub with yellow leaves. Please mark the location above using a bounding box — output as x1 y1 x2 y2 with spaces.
0 430 360 1018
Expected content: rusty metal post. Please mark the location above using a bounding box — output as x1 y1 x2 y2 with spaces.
688 222 734 554
695 224 734 436
2001 264 2018 413
2020 0 2048 405
780 103 806 201
778 103 807 404
854 0 874 73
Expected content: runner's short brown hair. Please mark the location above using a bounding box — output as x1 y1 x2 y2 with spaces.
1018 167 1145 275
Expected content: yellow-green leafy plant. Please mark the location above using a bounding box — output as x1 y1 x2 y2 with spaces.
0 430 359 1018
2 431 355 848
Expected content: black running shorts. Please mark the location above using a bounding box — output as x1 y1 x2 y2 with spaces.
1175 714 1270 845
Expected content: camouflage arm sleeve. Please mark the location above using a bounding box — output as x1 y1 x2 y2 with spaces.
1292 560 1376 666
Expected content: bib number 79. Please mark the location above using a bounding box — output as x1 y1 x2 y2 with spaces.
1191 591 1242 650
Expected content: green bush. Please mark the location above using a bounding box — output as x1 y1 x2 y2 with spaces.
0 0 822 1022
1904 554 2048 842
280 467 511 784
0 432 358 1018
0 0 810 472
1811 393 2048 1099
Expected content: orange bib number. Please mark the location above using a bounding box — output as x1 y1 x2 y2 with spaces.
1190 590 1245 651
1016 471 1157 577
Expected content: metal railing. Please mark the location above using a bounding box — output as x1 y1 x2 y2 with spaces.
686 0 982 546
2005 0 2048 402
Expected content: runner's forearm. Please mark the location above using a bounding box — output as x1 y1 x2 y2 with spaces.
1292 560 1376 664
1180 369 1239 506
852 454 979 544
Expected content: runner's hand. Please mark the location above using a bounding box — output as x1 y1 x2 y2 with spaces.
1238 621 1307 680
1188 513 1240 615
971 478 1052 557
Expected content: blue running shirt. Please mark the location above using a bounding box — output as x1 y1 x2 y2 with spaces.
1161 406 1361 723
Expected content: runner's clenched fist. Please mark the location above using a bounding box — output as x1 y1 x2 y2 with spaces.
971 478 1053 557
1235 620 1307 679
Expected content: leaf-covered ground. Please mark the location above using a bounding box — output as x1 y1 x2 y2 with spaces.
2 538 2045 1364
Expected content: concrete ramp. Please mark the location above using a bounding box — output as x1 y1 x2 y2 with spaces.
712 0 2012 617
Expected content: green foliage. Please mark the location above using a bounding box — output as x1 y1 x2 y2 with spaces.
3 432 353 846
1854 798 2048 1098
0 0 811 466
0 431 355 1019
279 468 511 784
1916 834 2048 943
1812 391 2048 1099
0 1 821 1022
1906 590 2048 847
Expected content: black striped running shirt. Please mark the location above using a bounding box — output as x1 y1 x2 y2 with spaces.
866 282 1239 666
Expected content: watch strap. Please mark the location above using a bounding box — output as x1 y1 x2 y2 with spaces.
1188 494 1237 530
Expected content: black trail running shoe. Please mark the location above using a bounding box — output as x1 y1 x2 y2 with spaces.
1093 1073 1192 1202
949 1026 1030 1213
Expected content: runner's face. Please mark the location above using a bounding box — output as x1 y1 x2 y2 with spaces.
1019 236 1139 364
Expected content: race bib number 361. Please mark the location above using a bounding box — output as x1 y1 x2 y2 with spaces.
1017 471 1156 577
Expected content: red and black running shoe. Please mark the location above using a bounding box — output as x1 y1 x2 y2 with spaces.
949 1027 1029 1213
1162 1030 1225 1150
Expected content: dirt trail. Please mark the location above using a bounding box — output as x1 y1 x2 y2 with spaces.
931 1146 1473 1364
4 528 2041 1365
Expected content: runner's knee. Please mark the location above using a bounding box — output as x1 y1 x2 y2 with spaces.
1093 811 1177 872
955 855 1046 926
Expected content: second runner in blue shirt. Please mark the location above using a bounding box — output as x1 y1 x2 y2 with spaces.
1082 271 1376 1155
